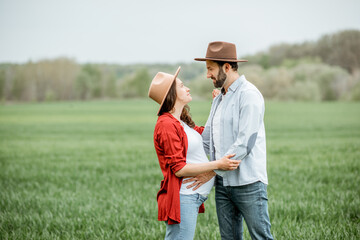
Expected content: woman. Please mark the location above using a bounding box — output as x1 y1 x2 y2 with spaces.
148 67 240 239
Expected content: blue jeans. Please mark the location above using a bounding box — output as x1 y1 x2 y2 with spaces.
215 176 274 240
165 193 207 240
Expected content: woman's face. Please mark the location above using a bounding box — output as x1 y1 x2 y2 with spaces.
175 78 192 104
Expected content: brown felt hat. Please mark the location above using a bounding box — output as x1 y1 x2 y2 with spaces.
148 66 181 115
194 41 248 62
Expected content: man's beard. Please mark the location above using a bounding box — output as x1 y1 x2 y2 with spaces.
212 67 227 88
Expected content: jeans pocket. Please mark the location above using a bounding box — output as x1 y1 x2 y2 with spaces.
198 194 208 203
260 189 268 201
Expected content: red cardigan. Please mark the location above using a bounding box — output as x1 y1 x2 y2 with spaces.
153 113 205 225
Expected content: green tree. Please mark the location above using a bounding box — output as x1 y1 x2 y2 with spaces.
317 30 360 73
292 63 351 101
0 69 5 100
104 74 118 98
76 64 102 100
121 68 151 98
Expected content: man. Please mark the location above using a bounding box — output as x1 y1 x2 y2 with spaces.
186 41 274 239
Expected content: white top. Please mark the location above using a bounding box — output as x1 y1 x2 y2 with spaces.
180 122 215 196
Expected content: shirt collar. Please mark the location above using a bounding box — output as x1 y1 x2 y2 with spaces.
221 75 245 95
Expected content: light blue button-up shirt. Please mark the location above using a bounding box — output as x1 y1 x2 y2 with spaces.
202 75 268 186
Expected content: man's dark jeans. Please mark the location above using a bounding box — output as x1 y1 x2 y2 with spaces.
215 176 274 240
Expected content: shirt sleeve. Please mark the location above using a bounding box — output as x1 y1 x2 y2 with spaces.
156 122 187 173
224 90 264 161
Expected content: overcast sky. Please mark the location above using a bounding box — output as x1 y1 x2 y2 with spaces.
1 0 359 64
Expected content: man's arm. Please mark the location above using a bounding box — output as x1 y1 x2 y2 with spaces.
225 90 264 160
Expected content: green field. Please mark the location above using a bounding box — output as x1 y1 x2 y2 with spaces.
0 100 359 239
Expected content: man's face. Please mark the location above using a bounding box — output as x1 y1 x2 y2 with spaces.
206 60 227 88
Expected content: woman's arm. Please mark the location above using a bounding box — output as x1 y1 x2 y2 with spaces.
174 154 240 177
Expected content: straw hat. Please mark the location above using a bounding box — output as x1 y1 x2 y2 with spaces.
194 41 248 62
148 66 181 114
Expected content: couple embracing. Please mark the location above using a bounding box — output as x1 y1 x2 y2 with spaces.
148 41 274 240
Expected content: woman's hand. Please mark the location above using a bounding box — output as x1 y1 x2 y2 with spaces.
216 154 241 170
212 89 220 99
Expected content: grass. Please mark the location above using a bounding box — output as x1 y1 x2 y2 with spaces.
0 100 359 239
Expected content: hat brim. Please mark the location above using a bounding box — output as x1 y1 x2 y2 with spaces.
157 66 181 115
194 57 248 62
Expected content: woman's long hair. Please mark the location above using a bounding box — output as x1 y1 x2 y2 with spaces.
158 80 195 128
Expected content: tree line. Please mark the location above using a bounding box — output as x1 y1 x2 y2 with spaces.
0 29 359 102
